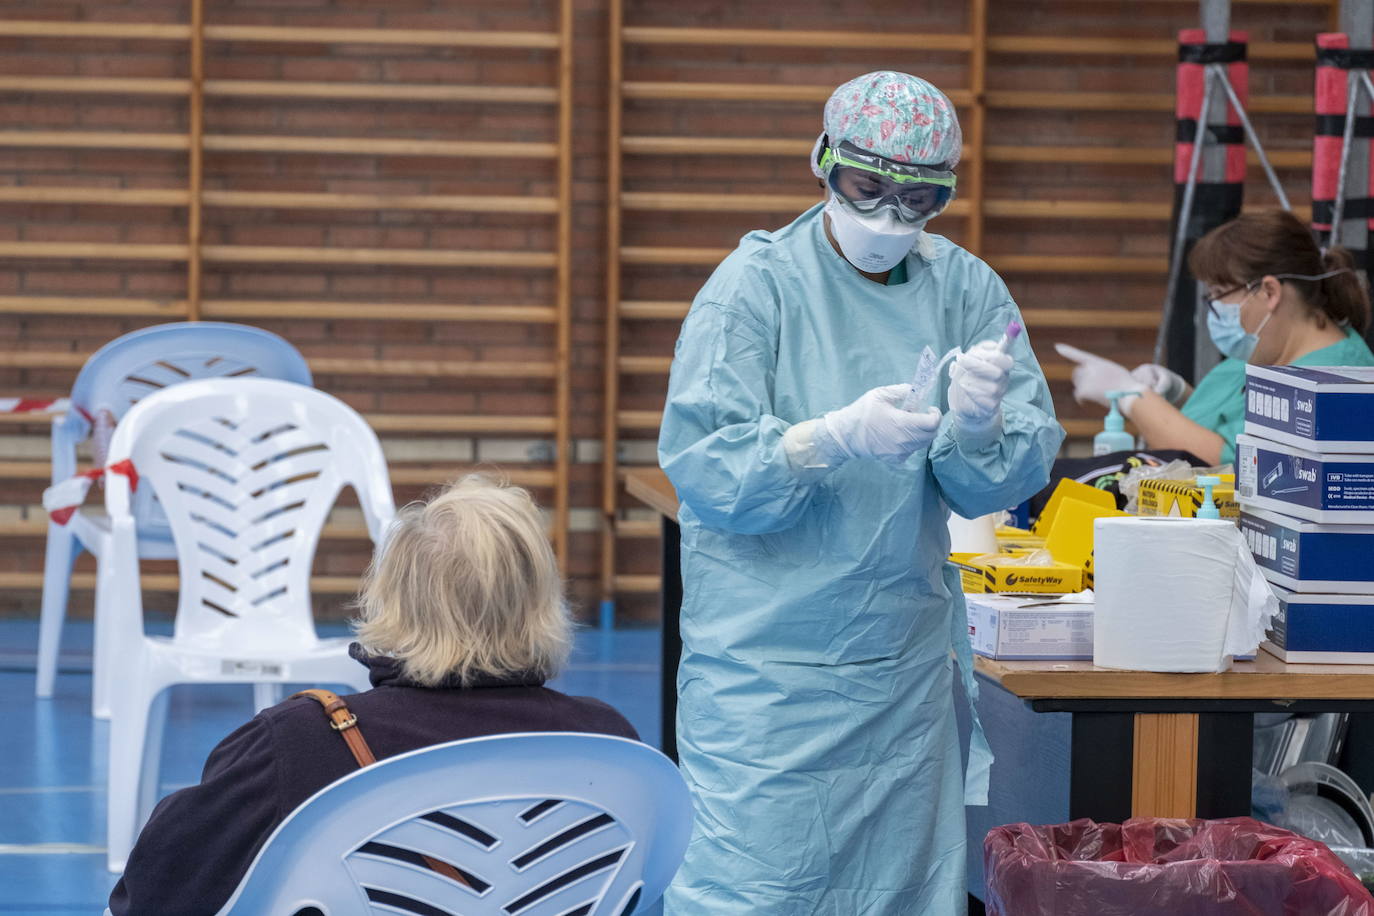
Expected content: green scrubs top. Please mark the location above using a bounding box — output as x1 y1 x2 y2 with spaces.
1181 327 1374 464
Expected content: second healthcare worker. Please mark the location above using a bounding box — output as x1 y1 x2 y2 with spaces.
658 72 1064 913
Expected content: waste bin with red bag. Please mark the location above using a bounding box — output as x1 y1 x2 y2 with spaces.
984 817 1374 915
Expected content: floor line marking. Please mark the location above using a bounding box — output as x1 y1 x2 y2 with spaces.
0 843 105 854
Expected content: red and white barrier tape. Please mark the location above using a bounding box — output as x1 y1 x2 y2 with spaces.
42 459 138 526
0 397 73 415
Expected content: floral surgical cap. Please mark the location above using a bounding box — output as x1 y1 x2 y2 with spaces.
820 71 962 168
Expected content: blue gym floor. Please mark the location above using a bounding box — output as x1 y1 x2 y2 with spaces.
0 619 663 914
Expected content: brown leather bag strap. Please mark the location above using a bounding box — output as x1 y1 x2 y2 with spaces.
290 688 470 889
292 688 376 767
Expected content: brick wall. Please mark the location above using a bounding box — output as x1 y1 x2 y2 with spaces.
0 0 1336 624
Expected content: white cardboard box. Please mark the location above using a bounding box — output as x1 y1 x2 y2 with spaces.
965 593 1094 660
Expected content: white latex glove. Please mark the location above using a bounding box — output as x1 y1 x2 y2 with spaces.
817 384 943 464
1054 342 1142 409
1130 362 1190 406
949 340 1014 436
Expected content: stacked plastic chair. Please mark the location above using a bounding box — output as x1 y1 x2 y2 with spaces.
34 322 313 717
99 377 395 871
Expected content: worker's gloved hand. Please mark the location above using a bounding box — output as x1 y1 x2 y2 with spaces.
949 340 1013 439
1054 343 1142 409
1130 362 1190 406
815 384 944 465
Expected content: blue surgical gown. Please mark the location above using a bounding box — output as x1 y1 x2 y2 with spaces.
657 204 1064 915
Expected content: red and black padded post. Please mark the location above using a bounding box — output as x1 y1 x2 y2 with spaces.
1164 29 1248 383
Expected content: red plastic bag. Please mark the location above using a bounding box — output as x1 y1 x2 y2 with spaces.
984 817 1374 916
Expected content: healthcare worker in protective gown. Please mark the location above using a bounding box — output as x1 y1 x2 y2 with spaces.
658 71 1065 914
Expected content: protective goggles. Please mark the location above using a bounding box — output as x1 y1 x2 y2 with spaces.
818 142 957 223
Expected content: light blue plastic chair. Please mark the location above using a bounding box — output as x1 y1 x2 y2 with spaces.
202 733 691 915
34 322 313 713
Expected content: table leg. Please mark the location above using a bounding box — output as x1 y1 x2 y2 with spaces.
660 515 682 762
1070 712 1134 822
1195 712 1254 818
1133 713 1200 817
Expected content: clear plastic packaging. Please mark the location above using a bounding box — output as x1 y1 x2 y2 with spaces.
984 817 1374 916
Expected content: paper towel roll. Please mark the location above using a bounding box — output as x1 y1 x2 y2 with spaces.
1093 516 1278 673
948 512 998 555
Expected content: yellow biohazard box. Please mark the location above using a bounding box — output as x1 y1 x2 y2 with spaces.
1042 496 1131 589
1138 475 1239 519
949 550 1084 594
995 524 1046 551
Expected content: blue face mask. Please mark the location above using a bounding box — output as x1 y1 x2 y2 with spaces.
1206 291 1270 362
1206 268 1354 361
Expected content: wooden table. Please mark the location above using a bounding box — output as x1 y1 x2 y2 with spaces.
623 467 1374 821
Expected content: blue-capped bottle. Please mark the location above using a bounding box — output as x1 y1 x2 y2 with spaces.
1093 390 1136 456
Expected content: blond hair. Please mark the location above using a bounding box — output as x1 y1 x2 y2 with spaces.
354 475 572 687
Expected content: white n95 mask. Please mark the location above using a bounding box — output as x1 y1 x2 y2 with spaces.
824 194 923 273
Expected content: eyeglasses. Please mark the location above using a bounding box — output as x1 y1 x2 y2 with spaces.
1205 279 1260 318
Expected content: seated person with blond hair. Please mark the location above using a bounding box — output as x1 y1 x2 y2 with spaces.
110 476 638 916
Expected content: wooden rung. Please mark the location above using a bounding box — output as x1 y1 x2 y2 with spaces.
984 145 1311 169
618 356 673 374
986 90 1311 115
202 24 560 49
0 460 557 488
390 467 556 487
203 80 559 105
201 135 558 159
0 571 366 594
0 353 84 371
0 187 189 206
985 90 1173 111
199 245 557 269
614 574 662 593
987 145 1169 165
307 358 556 379
984 36 1310 60
0 20 192 40
0 76 189 95
617 410 663 430
621 246 731 266
200 190 557 214
0 412 62 426
0 295 187 316
0 131 188 150
622 26 973 51
201 300 556 323
0 351 555 379
984 199 1172 220
1021 308 1161 328
1247 95 1316 114
622 136 814 156
365 414 557 434
623 191 821 212
0 517 373 539
615 519 660 538
619 300 691 320
990 254 1168 274
0 241 189 260
624 81 974 107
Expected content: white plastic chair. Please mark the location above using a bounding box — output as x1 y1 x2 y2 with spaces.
101 377 394 873
35 322 313 715
214 733 691 915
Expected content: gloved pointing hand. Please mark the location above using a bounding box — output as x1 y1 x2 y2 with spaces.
1054 342 1142 409
949 340 1014 437
1130 362 1190 406
817 384 943 464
